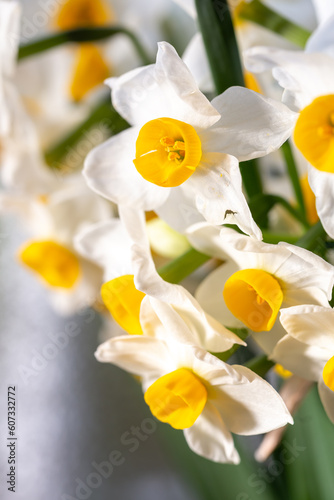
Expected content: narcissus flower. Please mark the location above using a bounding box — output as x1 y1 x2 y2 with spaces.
245 14 334 238
187 224 334 355
84 42 296 237
0 1 55 194
75 207 243 352
274 305 334 424
96 334 293 463
1 175 111 314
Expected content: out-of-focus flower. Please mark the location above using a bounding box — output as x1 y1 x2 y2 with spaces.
84 42 296 237
274 304 334 423
75 207 243 352
1 174 112 314
186 224 334 355
0 0 55 194
245 14 334 237
96 332 293 463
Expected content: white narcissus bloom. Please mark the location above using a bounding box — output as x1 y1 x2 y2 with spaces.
0 0 56 194
1 175 112 315
273 305 334 424
244 14 334 238
96 333 293 463
83 42 297 238
186 224 334 355
75 207 244 353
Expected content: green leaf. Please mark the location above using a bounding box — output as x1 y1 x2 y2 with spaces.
18 26 152 65
248 193 308 228
284 386 334 500
44 97 129 170
158 248 210 284
238 0 311 48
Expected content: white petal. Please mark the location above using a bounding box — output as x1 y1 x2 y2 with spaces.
186 222 229 260
183 402 240 464
244 46 306 75
50 258 102 315
279 304 334 352
277 241 334 300
306 14 334 59
272 53 334 111
74 219 133 279
182 33 214 93
187 154 262 238
203 87 297 161
282 286 330 308
271 335 328 381
155 184 205 233
145 295 245 353
312 0 334 26
214 365 293 435
45 175 111 245
95 335 171 378
308 166 334 239
83 127 170 210
218 227 292 272
107 42 220 129
251 320 287 356
318 377 334 424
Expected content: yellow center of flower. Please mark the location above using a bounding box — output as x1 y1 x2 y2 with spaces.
134 118 202 187
56 0 112 101
323 356 334 392
223 269 283 332
101 275 145 335
294 95 334 173
19 240 80 289
70 44 110 102
144 368 207 429
56 0 112 30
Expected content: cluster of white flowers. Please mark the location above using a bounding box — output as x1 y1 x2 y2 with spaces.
2 0 334 464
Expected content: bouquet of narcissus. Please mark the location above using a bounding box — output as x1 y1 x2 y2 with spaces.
3 0 334 496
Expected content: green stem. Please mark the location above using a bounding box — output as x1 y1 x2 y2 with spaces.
245 354 274 378
158 248 210 284
44 97 129 169
18 26 152 65
195 0 263 200
195 0 244 94
239 158 263 200
281 140 306 218
238 0 311 48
